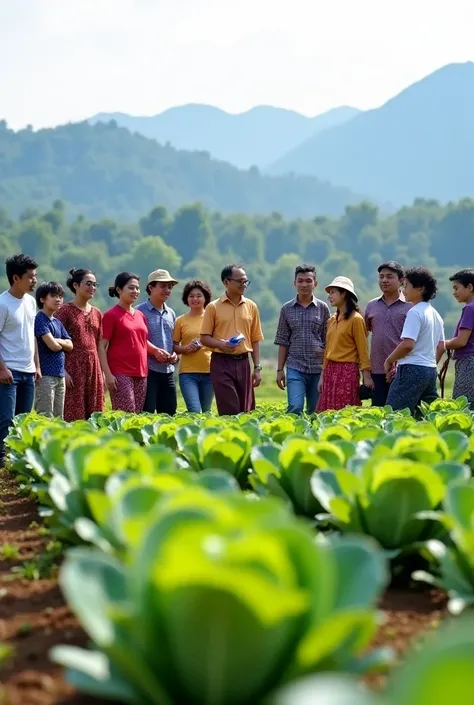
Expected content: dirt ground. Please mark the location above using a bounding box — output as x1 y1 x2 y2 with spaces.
0 470 447 705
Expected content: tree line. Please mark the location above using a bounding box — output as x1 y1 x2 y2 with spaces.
0 197 471 358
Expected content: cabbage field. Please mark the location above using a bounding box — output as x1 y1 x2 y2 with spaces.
3 400 474 704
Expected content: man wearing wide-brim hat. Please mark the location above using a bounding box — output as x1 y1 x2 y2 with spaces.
137 269 179 415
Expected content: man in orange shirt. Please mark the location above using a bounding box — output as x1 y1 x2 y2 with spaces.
200 264 264 415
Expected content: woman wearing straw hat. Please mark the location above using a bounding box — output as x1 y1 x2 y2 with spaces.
317 276 374 411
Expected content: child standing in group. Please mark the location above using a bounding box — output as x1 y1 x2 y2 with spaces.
34 282 73 418
317 276 373 411
385 267 445 415
444 269 474 408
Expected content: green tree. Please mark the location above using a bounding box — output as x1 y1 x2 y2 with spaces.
123 236 182 289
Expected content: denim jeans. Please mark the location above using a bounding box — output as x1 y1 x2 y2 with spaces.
286 367 320 415
179 373 214 413
0 370 35 461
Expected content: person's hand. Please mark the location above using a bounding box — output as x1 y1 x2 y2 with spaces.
105 374 117 392
276 369 286 390
0 367 13 384
35 366 42 383
383 358 393 381
169 352 179 364
363 371 375 390
387 364 397 382
185 341 200 354
65 371 74 389
252 369 262 388
218 339 236 353
154 348 169 363
318 377 323 393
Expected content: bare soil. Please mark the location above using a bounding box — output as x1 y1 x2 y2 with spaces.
0 469 447 704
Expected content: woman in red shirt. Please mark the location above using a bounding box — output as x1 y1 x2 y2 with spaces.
99 272 162 413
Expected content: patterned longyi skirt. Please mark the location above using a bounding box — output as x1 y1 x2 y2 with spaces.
316 361 360 412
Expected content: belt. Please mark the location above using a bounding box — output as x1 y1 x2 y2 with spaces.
212 352 249 361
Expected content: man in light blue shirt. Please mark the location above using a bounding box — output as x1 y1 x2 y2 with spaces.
137 269 179 415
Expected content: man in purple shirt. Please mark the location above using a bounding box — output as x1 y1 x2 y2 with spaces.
364 261 412 406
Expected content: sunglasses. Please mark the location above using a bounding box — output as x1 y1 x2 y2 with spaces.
82 281 99 288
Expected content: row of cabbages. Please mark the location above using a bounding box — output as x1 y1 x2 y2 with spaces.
4 401 474 703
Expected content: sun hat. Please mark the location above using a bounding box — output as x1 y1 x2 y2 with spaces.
325 276 358 302
147 269 178 285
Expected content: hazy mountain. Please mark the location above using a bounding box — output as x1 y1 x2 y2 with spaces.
89 104 360 168
269 62 474 206
0 119 364 220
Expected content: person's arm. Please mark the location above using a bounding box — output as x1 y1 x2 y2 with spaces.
34 339 42 381
385 308 420 370
56 323 73 352
353 316 373 388
274 308 290 390
250 306 264 387
40 332 62 352
364 303 372 333
172 319 197 355
436 340 446 364
446 307 474 350
445 329 472 350
98 338 116 390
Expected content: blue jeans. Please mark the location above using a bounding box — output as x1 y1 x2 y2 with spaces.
0 370 35 460
179 373 214 413
287 367 320 415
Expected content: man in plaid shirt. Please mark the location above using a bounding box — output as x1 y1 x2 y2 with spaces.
274 265 330 414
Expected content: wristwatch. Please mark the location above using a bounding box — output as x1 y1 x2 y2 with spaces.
254 365 262 371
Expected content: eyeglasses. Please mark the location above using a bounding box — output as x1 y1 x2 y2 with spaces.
229 279 251 286
83 281 99 288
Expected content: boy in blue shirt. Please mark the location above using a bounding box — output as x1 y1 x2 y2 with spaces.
34 282 73 418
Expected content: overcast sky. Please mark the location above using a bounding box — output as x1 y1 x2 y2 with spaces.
1 0 473 129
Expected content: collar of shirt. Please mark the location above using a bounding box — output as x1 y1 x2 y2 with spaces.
377 293 407 306
146 298 169 314
292 295 318 307
220 293 247 306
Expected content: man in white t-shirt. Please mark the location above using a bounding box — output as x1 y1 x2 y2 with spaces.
384 267 445 416
0 254 40 465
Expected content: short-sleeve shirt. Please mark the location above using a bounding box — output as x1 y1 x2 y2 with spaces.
274 296 330 374
0 291 37 373
173 312 211 374
453 301 474 360
200 294 264 354
102 305 149 377
364 296 412 374
35 311 71 377
137 300 176 374
398 302 444 368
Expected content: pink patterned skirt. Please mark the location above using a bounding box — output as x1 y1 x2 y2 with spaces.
316 361 361 412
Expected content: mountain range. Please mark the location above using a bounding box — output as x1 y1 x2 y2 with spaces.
270 62 474 205
89 104 359 169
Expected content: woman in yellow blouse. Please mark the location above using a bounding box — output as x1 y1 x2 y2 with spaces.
173 280 214 412
317 276 374 411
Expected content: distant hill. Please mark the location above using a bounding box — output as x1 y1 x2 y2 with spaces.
89 104 360 169
0 119 364 220
269 62 474 206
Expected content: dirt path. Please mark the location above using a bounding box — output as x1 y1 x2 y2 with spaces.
0 469 447 704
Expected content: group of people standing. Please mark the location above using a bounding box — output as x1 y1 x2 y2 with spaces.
275 261 474 416
1 253 473 464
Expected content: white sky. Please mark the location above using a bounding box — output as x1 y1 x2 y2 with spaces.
1 0 473 129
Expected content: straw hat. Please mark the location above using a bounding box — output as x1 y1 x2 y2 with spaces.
325 276 358 302
147 269 178 285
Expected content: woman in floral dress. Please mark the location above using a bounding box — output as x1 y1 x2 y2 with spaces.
56 268 104 421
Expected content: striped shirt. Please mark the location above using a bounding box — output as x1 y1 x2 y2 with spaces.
274 296 330 374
